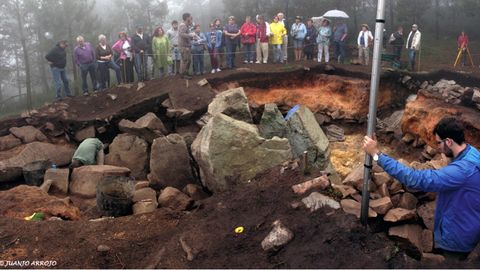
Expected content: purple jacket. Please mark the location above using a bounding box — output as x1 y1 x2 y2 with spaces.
74 42 95 65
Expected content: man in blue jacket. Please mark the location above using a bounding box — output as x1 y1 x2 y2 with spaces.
363 117 480 254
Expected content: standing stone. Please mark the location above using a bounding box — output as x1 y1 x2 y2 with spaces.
192 114 292 192
158 187 193 211
105 134 149 179
207 87 253 123
0 134 22 151
44 168 69 194
286 106 330 169
74 126 96 142
69 165 131 198
258 103 288 139
148 134 195 190
9 126 47 143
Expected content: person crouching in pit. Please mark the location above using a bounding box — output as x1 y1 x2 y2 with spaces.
70 138 105 169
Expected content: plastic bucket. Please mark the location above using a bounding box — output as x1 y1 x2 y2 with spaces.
22 160 52 186
96 176 135 217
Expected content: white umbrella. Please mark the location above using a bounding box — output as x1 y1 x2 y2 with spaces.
323 10 350 19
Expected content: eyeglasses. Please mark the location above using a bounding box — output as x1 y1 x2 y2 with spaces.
436 138 448 145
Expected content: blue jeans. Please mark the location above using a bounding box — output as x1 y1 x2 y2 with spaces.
226 42 237 69
244 43 255 62
134 53 148 81
192 48 205 75
97 60 122 90
393 45 402 61
334 40 346 63
51 67 71 99
273 44 283 63
408 49 417 70
79 62 97 93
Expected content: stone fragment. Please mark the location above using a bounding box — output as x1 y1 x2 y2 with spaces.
417 201 436 231
133 200 158 215
158 187 193 211
331 184 358 199
258 103 288 139
182 184 209 201
325 125 345 142
422 230 433 253
208 87 253 123
421 253 445 264
340 199 377 218
97 245 111 252
369 197 393 215
342 164 363 189
398 192 418 210
389 180 404 194
118 112 167 143
301 192 340 212
136 113 168 135
105 134 149 179
291 176 330 195
378 183 390 198
424 145 437 156
384 208 416 222
373 172 393 187
9 126 47 143
389 224 423 252
472 89 480 103
134 181 150 190
261 220 294 251
0 134 22 151
69 165 131 198
133 187 157 203
43 168 69 194
401 133 415 144
74 126 96 142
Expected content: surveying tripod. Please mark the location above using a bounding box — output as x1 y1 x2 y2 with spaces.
454 45 475 67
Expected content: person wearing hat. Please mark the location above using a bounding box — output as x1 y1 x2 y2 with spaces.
357 24 374 65
406 24 422 71
290 16 307 61
45 40 72 100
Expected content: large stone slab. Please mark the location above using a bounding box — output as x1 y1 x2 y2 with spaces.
69 165 131 198
208 87 253 123
44 168 69 194
258 103 288 139
192 113 292 192
0 142 75 183
286 106 330 169
148 134 195 190
105 134 149 179
9 126 47 143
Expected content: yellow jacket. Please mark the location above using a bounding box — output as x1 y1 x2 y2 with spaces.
270 22 286 45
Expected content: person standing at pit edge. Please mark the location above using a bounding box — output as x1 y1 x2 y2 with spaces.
179 13 196 80
74 36 97 95
357 24 374 66
363 117 480 256
406 24 421 71
45 40 72 100
167 20 181 75
278 12 289 61
270 15 287 64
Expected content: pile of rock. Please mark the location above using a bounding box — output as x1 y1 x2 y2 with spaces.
335 158 444 260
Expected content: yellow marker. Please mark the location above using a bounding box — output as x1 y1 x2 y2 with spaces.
234 226 244 234
24 213 36 221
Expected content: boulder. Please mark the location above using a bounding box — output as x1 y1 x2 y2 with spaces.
389 224 423 252
0 185 81 220
133 187 157 203
69 165 131 198
74 126 96 142
331 184 358 199
325 125 345 142
369 197 393 215
0 134 22 151
182 184 209 201
0 142 75 183
133 200 158 215
258 103 287 139
207 87 253 123
417 201 436 231
9 126 47 143
43 168 69 194
291 176 330 195
148 134 195 190
384 208 416 222
192 114 292 192
340 199 377 218
261 220 294 251
157 187 193 211
302 192 340 212
118 113 167 143
286 106 330 169
105 134 149 179
398 193 418 210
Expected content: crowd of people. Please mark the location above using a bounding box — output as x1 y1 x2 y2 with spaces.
46 11 428 100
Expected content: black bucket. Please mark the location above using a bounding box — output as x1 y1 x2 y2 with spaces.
22 160 52 186
96 176 135 217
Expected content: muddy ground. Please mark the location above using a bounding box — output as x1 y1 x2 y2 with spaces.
0 61 479 268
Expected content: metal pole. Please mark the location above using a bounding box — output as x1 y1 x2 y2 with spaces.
361 0 386 226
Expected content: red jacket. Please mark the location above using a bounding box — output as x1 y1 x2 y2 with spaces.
240 22 257 44
458 34 469 48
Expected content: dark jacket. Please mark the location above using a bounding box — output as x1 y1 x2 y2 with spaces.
45 44 67 68
391 31 404 47
132 33 151 54
95 44 113 61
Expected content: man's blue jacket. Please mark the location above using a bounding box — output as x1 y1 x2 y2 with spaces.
378 144 480 253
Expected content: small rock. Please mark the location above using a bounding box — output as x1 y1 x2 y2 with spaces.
398 193 418 210
197 78 209 86
133 200 158 215
401 133 415 144
340 199 377 218
96 126 107 134
384 208 416 222
417 201 436 231
421 253 445 264
378 183 390 198
158 187 193 211
424 145 437 156
373 172 393 187
291 176 330 195
389 180 404 194
331 184 358 199
182 184 209 201
261 220 294 251
107 94 117 100
402 76 412 84
325 125 345 142
97 244 111 252
420 81 429 89
302 192 340 212
389 224 423 252
369 197 393 215
135 181 150 190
